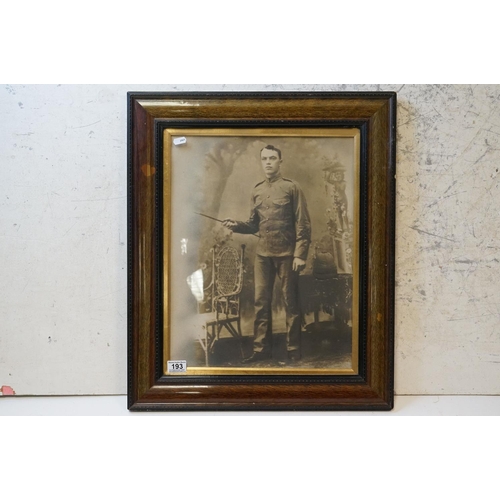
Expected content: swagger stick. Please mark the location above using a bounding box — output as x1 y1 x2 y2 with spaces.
194 212 259 237
194 212 225 223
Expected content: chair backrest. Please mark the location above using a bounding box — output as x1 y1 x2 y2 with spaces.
214 246 242 297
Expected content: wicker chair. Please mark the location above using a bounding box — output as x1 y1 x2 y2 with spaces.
198 244 245 366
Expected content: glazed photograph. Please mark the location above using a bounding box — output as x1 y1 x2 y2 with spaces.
164 128 360 375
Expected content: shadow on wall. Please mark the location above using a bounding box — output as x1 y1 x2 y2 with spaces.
394 97 427 387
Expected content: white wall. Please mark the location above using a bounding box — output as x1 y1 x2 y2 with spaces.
1 84 499 395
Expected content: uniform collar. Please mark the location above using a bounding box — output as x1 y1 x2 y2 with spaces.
265 173 282 184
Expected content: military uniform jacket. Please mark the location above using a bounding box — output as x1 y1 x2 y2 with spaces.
233 174 311 260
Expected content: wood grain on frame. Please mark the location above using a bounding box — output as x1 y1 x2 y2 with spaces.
128 92 396 411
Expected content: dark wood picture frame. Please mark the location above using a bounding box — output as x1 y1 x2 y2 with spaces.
128 92 396 411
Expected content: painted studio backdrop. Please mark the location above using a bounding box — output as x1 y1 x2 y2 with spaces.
166 130 359 374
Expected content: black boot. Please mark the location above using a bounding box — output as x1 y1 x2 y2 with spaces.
241 351 270 364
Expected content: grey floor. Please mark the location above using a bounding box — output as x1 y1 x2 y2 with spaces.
197 320 352 369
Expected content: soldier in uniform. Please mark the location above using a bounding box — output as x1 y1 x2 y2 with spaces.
223 145 311 363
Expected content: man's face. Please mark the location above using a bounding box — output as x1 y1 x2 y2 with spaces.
260 148 282 178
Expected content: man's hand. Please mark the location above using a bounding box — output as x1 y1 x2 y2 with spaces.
222 218 237 230
292 257 306 273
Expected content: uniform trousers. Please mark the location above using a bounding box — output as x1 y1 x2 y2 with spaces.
253 255 301 353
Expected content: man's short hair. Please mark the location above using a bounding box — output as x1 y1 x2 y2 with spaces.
260 145 282 159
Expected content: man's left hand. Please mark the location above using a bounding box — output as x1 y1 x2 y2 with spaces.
292 257 306 273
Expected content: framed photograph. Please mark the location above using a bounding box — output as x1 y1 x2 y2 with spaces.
128 92 396 411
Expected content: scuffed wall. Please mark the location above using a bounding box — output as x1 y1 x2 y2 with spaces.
396 85 500 394
0 84 499 395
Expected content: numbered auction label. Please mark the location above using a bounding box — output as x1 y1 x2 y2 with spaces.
167 360 187 373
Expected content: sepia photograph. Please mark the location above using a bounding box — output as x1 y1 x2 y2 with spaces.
165 128 360 375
